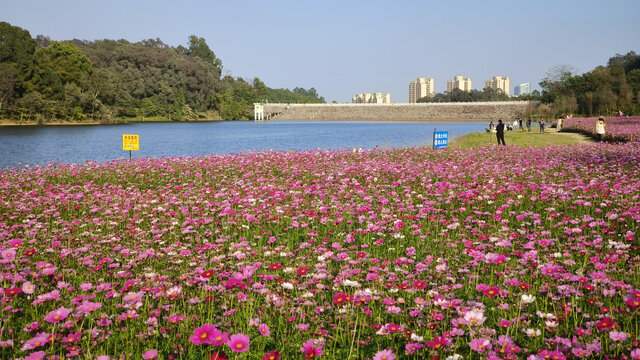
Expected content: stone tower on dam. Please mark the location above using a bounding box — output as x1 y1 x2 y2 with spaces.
257 102 535 122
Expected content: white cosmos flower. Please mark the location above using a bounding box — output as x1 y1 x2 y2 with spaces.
342 280 361 288
281 282 294 290
521 294 536 304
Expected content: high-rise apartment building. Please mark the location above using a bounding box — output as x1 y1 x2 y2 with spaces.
409 77 435 103
446 75 472 93
352 92 391 104
484 76 511 95
514 83 531 96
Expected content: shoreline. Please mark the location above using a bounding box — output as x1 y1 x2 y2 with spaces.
0 118 230 127
1 118 490 127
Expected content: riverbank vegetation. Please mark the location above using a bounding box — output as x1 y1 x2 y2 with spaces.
537 54 640 117
0 22 325 124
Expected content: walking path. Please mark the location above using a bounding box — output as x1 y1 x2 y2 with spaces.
547 129 596 144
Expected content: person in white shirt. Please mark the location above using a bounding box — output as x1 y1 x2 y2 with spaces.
595 117 606 142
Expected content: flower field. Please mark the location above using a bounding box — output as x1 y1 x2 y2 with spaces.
1 142 640 359
560 116 640 142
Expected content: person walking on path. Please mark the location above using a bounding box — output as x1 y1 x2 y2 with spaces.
496 119 506 146
556 117 563 132
526 118 532 132
595 117 606 142
539 119 545 134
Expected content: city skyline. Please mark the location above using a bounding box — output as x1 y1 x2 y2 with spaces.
2 0 638 103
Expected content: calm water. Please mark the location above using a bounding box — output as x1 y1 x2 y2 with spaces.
0 121 485 169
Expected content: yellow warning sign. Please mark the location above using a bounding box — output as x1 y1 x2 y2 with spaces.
122 134 139 151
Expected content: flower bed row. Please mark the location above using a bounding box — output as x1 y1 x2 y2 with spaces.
559 116 640 142
1 142 640 359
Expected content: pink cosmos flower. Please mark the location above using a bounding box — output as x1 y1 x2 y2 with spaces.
373 349 396 360
211 328 230 346
469 337 492 353
21 335 49 351
227 333 250 353
24 351 46 360
258 323 271 337
44 307 72 323
609 331 628 341
190 324 218 345
300 339 324 359
1 248 16 261
630 348 640 360
463 309 486 326
22 281 35 294
142 349 158 359
77 301 102 315
405 342 424 354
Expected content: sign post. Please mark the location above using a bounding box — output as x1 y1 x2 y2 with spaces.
433 129 448 149
122 134 139 160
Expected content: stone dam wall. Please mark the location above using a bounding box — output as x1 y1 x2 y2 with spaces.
263 101 536 122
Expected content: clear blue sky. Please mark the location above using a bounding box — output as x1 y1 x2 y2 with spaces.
2 0 639 102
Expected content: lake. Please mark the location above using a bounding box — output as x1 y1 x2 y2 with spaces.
0 121 486 169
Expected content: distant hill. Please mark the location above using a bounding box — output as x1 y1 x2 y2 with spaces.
0 22 325 123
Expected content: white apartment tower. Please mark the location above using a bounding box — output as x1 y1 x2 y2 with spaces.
446 75 472 93
352 92 391 104
514 83 531 96
484 76 511 95
409 77 435 103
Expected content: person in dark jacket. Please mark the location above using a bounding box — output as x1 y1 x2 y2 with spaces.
496 119 506 146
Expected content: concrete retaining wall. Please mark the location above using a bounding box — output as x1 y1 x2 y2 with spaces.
263 102 536 122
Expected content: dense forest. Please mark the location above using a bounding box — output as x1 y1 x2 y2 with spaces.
0 22 325 123
537 52 640 116
417 51 640 117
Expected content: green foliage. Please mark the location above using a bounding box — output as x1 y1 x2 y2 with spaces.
0 23 325 122
0 63 19 111
539 51 640 117
31 41 93 98
0 21 36 76
417 88 513 103
186 35 222 70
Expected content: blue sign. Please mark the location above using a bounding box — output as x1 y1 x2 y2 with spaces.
433 131 448 149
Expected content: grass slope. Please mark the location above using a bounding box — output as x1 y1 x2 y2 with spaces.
451 126 595 148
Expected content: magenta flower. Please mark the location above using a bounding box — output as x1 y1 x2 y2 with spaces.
189 324 218 345
1 248 16 261
300 339 324 359
22 281 35 294
142 349 158 359
469 337 492 353
227 333 250 353
76 301 102 316
609 331 629 342
258 323 271 337
24 351 46 360
373 349 396 360
21 335 49 351
44 307 72 323
211 328 230 346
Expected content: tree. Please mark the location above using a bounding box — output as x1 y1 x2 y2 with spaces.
608 51 640 73
31 41 93 98
186 35 222 70
0 63 19 112
539 64 579 102
0 22 36 75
